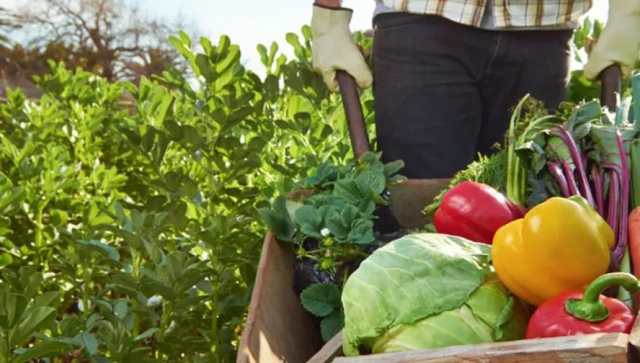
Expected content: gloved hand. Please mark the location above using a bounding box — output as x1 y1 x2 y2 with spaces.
311 4 373 91
584 0 640 79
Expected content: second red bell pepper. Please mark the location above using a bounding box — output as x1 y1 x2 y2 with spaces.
526 272 638 339
434 181 524 244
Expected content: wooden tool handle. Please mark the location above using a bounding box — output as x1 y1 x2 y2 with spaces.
600 65 622 112
336 70 370 158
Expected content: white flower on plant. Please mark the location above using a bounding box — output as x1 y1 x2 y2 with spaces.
321 228 331 237
147 295 163 307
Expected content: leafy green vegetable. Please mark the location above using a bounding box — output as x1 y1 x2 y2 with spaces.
342 233 528 356
261 153 403 341
300 282 344 341
300 283 341 318
261 152 402 265
321 310 344 342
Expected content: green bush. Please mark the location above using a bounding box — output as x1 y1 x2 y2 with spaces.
0 28 373 362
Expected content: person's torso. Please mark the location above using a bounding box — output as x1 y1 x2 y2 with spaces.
373 0 592 30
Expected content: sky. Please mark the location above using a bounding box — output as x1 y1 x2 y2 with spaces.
134 0 378 70
134 0 609 71
5 0 609 71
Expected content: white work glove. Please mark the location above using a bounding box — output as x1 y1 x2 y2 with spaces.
311 4 373 91
584 0 640 79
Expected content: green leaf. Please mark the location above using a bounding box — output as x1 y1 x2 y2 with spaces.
301 25 313 42
217 35 231 57
152 93 174 128
356 170 386 195
294 205 323 239
333 179 362 204
195 54 215 82
178 30 192 48
545 136 572 163
0 185 24 213
200 36 214 56
259 196 296 241
321 310 344 342
223 106 253 132
304 162 338 188
257 44 269 67
632 72 640 125
269 42 279 66
566 100 601 136
325 212 349 241
0 288 18 328
300 283 341 318
10 306 56 346
81 332 98 356
216 45 241 74
215 64 238 91
114 300 128 320
134 328 159 342
87 202 114 226
33 292 60 309
0 254 12 269
347 219 375 245
383 160 405 178
78 240 120 262
12 340 72 363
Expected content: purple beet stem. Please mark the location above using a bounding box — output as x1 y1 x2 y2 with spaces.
606 170 620 243
562 160 580 196
548 162 571 197
591 166 605 217
612 131 630 269
552 127 596 207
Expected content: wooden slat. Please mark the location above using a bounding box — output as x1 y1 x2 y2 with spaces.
333 333 629 363
308 331 344 363
237 233 323 363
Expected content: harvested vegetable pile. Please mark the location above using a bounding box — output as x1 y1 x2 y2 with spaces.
261 72 640 356
428 73 640 272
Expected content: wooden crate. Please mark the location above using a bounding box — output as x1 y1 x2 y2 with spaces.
236 233 323 363
237 234 640 363
330 333 631 363
237 232 640 363
240 175 637 362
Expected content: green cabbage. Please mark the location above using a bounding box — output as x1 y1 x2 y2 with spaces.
342 233 529 356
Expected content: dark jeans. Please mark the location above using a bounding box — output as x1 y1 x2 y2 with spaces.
373 13 572 178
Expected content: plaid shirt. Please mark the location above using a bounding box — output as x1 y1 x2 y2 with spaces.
378 0 592 28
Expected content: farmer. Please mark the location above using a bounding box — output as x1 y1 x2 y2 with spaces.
311 0 640 179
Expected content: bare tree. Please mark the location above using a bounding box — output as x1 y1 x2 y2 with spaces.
7 0 194 82
0 6 19 46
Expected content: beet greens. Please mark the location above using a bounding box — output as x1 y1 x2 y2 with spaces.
507 73 640 271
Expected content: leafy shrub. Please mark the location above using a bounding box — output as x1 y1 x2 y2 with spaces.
0 27 370 362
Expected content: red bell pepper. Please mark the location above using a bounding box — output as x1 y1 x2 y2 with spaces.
433 181 524 244
526 272 638 338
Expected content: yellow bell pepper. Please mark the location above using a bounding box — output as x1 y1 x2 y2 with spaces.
492 196 614 306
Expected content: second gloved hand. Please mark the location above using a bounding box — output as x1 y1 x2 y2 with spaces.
311 4 373 91
584 0 640 79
